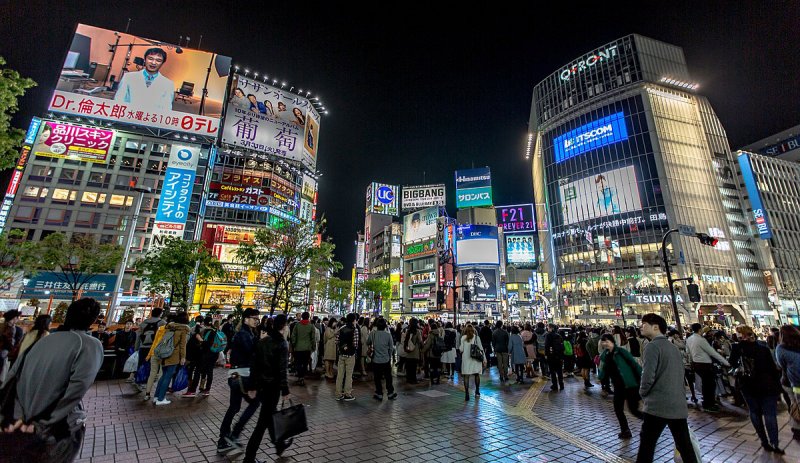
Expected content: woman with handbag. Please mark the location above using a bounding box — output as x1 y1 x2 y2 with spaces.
459 324 487 401
729 325 785 454
401 319 422 384
597 333 643 439
322 318 338 380
776 324 800 442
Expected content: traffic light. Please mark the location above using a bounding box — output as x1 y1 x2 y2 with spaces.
614 309 622 318
463 289 471 304
687 283 701 302
696 233 718 247
436 290 445 305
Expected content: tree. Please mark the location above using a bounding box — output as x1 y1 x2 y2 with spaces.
363 277 392 318
0 57 36 169
52 301 68 324
0 229 37 282
235 219 341 316
135 237 225 311
33 233 123 300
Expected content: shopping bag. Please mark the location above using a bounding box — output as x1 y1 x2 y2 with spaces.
172 366 189 392
135 361 151 385
123 352 139 373
216 351 226 367
270 400 308 443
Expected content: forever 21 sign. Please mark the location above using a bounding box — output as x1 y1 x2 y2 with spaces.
402 184 446 211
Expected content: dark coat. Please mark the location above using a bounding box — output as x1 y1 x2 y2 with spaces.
729 340 782 397
250 330 290 395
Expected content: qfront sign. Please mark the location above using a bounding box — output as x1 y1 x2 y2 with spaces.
559 45 619 82
554 112 629 163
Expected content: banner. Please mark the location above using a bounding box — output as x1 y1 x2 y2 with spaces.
32 120 115 163
403 206 438 244
455 225 499 266
220 74 321 170
402 184 445 210
151 145 200 248
455 167 492 208
559 165 642 225
49 24 230 135
461 268 498 301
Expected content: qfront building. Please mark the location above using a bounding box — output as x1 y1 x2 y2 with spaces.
528 35 769 326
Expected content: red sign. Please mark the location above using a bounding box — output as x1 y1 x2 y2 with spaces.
32 121 115 163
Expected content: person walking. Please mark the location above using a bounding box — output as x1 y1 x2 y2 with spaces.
152 312 190 406
544 324 565 391
135 308 166 371
668 329 698 406
575 331 594 389
0 309 23 380
242 314 294 462
400 318 423 385
598 334 643 438
335 313 359 401
521 323 537 378
492 321 510 383
367 317 397 401
686 322 730 412
509 326 527 384
460 324 487 401
112 320 136 379
422 322 445 385
636 313 699 463
441 322 458 378
728 325 785 454
216 308 262 455
479 320 494 364
289 311 315 386
1 298 103 461
534 322 549 376
322 318 338 380
189 317 224 397
776 324 800 442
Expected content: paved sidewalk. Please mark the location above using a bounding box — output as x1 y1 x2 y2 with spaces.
74 367 797 462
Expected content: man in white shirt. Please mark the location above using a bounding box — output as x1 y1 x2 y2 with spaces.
686 323 729 412
114 47 175 111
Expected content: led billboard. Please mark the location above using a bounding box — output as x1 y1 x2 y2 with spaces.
505 234 536 266
402 184 446 210
49 24 231 135
554 111 629 163
559 165 642 225
403 206 439 244
738 153 773 239
496 203 536 234
366 182 399 216
461 268 498 301
151 145 200 247
456 224 499 266
220 74 321 170
31 121 115 164
455 167 492 208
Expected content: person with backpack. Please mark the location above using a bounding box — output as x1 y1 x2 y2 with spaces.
544 323 565 391
509 326 527 384
534 322 549 376
335 313 359 401
400 318 423 385
562 331 575 378
1 298 104 461
187 316 227 397
441 322 458 378
598 333 643 438
422 322 445 385
479 320 494 364
728 325 785 454
290 311 316 386
150 312 189 405
492 321 510 384
367 317 397 400
521 323 537 379
686 322 729 412
135 308 166 371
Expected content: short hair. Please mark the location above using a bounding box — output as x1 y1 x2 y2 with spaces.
511 326 520 335
273 314 287 332
63 298 102 331
151 308 164 318
301 311 310 320
548 323 558 331
144 47 167 63
173 311 189 324
243 308 260 318
600 333 616 344
690 323 703 333
3 309 21 322
736 325 756 339
642 313 667 334
495 320 503 329
376 318 388 330
346 313 356 323
204 316 213 325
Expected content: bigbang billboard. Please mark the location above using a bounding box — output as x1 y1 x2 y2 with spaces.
49 24 231 135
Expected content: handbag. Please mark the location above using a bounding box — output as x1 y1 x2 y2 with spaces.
270 399 308 443
123 351 139 373
470 343 484 362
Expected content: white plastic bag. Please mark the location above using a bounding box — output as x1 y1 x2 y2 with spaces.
123 351 139 373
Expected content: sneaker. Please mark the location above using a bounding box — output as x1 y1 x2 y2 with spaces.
154 399 171 406
182 392 196 398
143 393 151 401
125 377 135 383
343 394 356 401
224 436 243 456
550 385 559 391
201 390 211 397
216 441 233 455
387 392 398 400
336 394 345 401
373 394 383 401
619 430 632 439
275 437 293 456
703 405 721 413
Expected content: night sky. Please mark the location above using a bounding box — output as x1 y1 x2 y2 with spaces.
2 1 799 276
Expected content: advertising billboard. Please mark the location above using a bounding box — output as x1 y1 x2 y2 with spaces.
356 240 366 270
496 203 536 234
559 165 642 225
455 167 492 208
455 224 499 266
402 184 446 211
151 145 200 247
461 268 498 301
366 182 399 216
738 153 773 239
0 118 41 230
220 74 320 170
554 111 629 163
409 271 436 286
403 206 439 244
49 24 230 135
31 121 115 164
505 233 536 266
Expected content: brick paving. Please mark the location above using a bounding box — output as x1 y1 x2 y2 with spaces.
74 366 798 462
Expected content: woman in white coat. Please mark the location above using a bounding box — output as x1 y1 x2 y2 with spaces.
460 324 487 401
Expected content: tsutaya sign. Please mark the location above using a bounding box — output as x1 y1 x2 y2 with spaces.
560 45 619 82
633 294 684 304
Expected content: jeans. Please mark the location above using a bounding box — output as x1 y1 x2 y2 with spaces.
336 355 356 396
513 363 525 380
155 364 178 401
219 375 261 442
742 393 779 446
548 358 563 388
636 413 698 463
613 386 643 432
243 387 282 463
784 386 800 432
373 362 394 395
495 352 509 381
293 351 311 379
692 362 716 409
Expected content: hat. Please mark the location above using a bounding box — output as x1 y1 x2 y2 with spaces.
3 309 21 322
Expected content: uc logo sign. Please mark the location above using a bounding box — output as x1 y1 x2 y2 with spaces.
177 149 193 161
376 186 394 204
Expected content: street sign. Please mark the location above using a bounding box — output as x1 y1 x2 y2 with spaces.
678 224 696 236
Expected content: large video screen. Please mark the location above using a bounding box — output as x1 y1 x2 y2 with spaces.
48 24 231 135
559 165 642 225
403 206 438 244
456 225 499 266
460 268 498 301
505 233 536 266
553 111 629 163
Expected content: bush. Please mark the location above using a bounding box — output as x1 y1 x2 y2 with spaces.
52 302 69 324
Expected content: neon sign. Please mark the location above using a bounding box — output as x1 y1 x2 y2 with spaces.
554 112 629 163
560 45 618 82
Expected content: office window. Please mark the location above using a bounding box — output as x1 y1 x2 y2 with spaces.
58 169 82 185
28 165 55 181
81 191 106 206
87 172 110 187
45 209 71 226
109 194 133 208
75 211 100 228
13 206 40 224
51 188 77 204
21 186 48 202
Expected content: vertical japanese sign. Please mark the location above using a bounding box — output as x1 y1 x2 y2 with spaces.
32 120 115 163
0 118 41 230
151 145 200 248
220 74 321 171
738 152 773 239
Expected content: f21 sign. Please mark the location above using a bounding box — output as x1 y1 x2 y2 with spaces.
496 204 535 234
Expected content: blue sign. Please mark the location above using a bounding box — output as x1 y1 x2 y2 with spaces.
24 118 42 145
155 146 199 225
204 200 300 223
456 186 493 208
376 185 394 204
24 272 117 298
554 112 629 163
758 134 800 157
738 153 773 239
455 167 491 189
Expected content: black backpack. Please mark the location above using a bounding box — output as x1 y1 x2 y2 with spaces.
338 325 356 356
547 334 564 356
431 334 446 357
139 321 159 346
629 337 641 357
444 330 456 350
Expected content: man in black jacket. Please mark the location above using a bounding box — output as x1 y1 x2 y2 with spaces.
479 320 494 361
244 314 294 462
544 323 565 391
217 309 261 455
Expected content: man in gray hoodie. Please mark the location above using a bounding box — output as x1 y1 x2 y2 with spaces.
3 298 103 461
637 313 698 463
367 317 396 401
